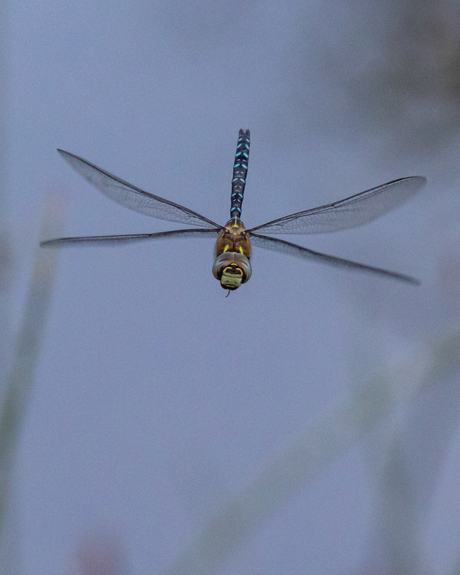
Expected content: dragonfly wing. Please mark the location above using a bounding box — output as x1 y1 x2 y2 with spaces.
250 233 420 284
40 228 219 247
249 176 426 234
58 150 222 230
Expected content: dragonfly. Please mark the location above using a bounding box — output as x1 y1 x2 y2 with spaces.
41 130 426 291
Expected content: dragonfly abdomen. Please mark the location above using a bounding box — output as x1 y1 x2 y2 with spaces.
230 129 250 219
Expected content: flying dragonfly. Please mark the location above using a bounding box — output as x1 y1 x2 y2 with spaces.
41 130 426 291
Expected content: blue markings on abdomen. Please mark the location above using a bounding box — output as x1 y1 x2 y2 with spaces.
230 129 250 219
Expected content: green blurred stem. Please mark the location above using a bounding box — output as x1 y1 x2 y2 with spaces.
160 325 460 575
0 200 64 539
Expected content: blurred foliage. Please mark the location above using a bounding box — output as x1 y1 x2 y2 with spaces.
332 0 460 148
0 201 64 573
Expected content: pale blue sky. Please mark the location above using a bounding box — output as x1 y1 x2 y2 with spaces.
3 1 460 573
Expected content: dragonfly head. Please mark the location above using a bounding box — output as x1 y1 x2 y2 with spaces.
212 251 252 290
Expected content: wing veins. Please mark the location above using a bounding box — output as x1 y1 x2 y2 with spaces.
58 150 222 230
250 233 420 284
40 228 218 247
248 176 426 234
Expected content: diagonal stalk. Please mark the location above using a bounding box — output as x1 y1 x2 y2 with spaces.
0 200 65 549
159 325 460 575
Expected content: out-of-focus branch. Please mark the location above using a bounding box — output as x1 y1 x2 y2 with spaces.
159 325 460 575
0 199 65 543
361 355 460 574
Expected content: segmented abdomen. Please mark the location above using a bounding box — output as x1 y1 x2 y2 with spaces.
230 129 250 219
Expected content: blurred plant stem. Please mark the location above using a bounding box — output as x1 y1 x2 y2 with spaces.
0 199 64 573
160 323 460 575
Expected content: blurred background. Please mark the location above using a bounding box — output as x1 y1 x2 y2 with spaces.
1 0 460 573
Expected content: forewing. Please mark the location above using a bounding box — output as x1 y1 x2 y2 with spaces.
250 233 420 284
40 228 218 247
249 176 426 234
58 150 222 230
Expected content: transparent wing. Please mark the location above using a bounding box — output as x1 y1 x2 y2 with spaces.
40 228 219 247
250 233 420 284
58 150 222 230
248 176 426 234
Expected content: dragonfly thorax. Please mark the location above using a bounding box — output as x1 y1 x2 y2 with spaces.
212 219 252 290
215 219 251 256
